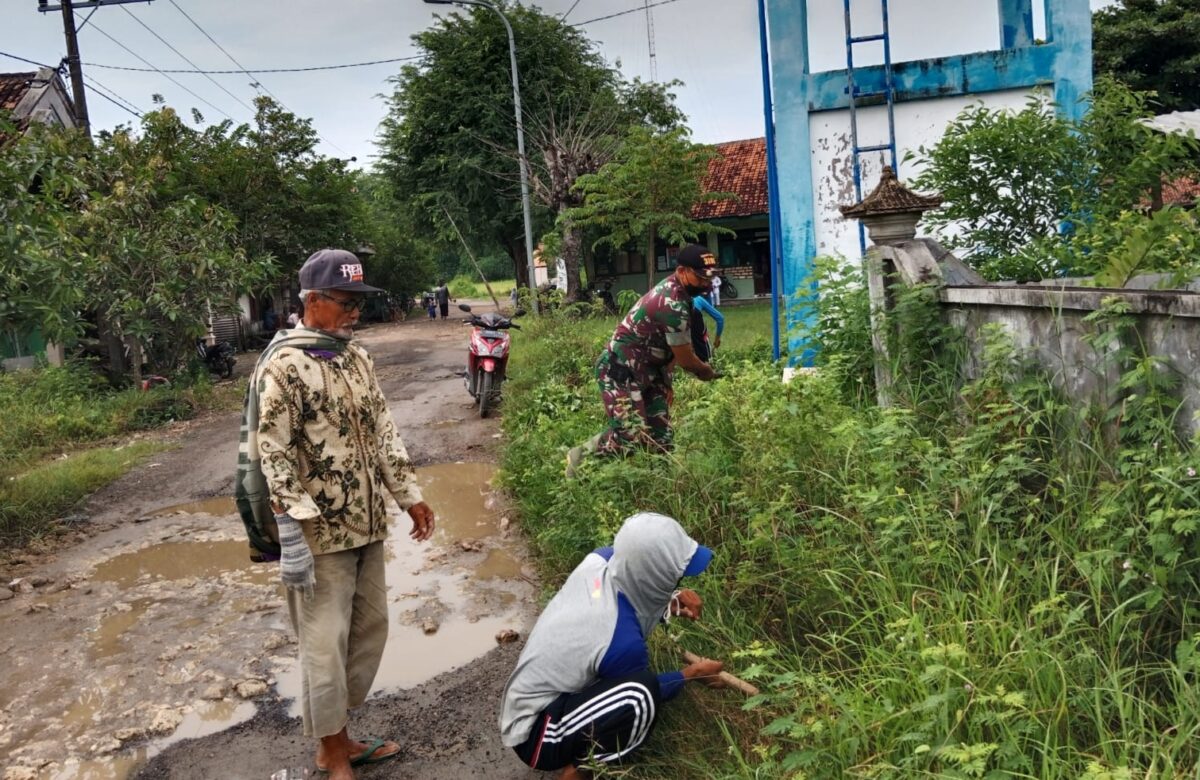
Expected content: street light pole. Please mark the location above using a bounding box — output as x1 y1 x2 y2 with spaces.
423 0 539 313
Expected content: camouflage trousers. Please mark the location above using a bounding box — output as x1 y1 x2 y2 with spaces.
595 351 673 455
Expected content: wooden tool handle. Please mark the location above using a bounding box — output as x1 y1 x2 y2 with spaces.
683 650 760 697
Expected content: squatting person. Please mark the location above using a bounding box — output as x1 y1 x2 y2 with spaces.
252 248 436 780
499 512 725 778
566 243 720 476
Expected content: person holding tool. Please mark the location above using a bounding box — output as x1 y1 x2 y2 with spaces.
565 244 720 476
498 512 724 778
690 292 724 363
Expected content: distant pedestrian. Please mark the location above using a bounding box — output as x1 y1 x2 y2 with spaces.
709 273 722 307
435 281 450 320
425 292 437 321
286 308 300 328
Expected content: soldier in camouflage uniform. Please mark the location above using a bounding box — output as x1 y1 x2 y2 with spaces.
567 244 720 475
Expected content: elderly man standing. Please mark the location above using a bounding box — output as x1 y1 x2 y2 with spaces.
251 248 436 779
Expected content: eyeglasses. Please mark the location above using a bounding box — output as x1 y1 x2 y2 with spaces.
314 291 366 312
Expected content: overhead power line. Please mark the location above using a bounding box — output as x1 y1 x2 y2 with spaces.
560 0 584 20
88 20 234 120
85 77 142 117
82 54 423 75
164 0 347 154
576 0 683 26
0 50 53 69
118 4 254 113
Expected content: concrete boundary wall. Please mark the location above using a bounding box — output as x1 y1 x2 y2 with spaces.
869 240 1200 435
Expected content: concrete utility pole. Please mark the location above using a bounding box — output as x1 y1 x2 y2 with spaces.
59 0 90 134
38 0 155 136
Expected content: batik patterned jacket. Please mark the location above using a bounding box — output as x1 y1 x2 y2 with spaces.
256 330 422 554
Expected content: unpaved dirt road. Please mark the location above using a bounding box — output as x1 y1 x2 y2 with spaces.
0 307 542 780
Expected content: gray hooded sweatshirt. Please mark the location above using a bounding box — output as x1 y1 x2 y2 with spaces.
498 512 701 747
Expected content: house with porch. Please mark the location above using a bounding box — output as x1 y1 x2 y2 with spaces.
584 137 771 298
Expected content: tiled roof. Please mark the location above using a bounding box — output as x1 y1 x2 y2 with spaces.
0 72 36 112
1164 176 1200 208
693 137 768 220
840 165 942 218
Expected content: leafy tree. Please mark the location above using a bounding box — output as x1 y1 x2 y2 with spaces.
910 81 1200 280
82 110 274 383
559 125 728 289
377 2 679 297
351 172 438 303
1093 0 1200 114
0 118 92 349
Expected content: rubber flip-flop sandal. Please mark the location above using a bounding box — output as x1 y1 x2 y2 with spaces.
350 738 401 767
313 738 398 772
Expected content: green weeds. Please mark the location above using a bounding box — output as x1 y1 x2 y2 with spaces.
500 286 1200 777
0 362 232 545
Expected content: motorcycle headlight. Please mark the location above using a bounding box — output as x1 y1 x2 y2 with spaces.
491 344 507 357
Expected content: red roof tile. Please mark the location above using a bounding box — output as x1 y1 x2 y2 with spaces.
692 137 768 220
0 72 36 113
1164 176 1200 208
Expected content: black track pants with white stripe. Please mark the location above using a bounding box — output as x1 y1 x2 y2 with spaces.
513 670 663 771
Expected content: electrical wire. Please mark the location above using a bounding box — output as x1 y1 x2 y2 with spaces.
165 0 348 155
0 50 141 119
81 54 423 75
87 20 234 120
0 50 53 69
84 73 144 115
84 78 142 117
119 4 254 113
560 0 584 20
576 0 683 26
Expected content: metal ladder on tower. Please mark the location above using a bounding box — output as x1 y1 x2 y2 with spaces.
843 0 899 256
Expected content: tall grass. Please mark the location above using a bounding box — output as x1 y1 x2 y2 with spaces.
499 289 1200 778
0 363 228 544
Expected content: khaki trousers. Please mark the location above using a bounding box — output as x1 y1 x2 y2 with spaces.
285 540 388 738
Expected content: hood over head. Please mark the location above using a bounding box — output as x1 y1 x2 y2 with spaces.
609 512 710 638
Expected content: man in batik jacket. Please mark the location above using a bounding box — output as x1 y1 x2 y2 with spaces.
256 248 436 780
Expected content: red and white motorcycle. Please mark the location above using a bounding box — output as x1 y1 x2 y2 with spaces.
459 303 523 417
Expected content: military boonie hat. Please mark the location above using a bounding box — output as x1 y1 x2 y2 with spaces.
299 248 382 293
676 243 718 275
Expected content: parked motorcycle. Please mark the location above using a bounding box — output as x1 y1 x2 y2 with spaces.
196 338 236 379
459 303 523 417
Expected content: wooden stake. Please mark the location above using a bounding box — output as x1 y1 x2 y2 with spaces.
682 650 760 697
443 207 502 310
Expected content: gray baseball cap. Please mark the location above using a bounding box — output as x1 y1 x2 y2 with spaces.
299 248 382 293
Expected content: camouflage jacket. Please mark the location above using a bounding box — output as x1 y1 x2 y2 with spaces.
256 329 422 554
605 275 693 376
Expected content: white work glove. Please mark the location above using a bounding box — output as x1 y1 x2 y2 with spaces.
276 513 315 601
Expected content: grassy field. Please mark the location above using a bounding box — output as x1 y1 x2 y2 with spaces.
447 275 517 300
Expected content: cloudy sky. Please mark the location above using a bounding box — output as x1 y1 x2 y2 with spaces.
2 0 1116 166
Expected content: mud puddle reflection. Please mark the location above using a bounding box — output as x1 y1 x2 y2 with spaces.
3 533 281 780
277 461 532 704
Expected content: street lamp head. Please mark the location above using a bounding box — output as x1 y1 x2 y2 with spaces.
422 0 458 4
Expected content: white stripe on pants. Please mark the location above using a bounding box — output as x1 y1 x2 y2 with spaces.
285 540 388 737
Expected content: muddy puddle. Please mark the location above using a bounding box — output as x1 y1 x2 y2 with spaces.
1 462 532 780
277 461 530 699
